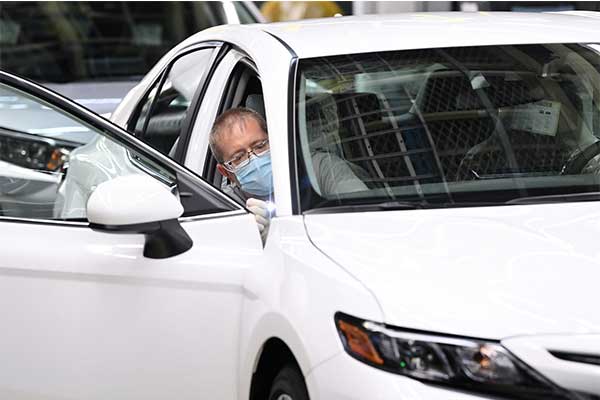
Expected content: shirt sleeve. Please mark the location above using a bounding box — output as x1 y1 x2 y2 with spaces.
311 152 369 195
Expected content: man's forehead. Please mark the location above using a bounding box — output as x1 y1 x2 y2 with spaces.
222 118 265 139
218 117 267 157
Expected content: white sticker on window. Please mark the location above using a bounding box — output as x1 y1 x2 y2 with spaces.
509 100 561 136
132 24 163 46
0 20 20 45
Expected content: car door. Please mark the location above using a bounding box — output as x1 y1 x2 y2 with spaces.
0 71 262 399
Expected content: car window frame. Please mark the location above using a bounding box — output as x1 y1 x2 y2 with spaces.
203 57 262 181
0 69 245 227
175 43 231 164
126 42 225 161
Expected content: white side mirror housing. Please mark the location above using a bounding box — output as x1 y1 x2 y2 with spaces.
87 174 192 258
87 174 183 226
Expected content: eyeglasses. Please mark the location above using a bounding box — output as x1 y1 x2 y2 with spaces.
222 138 270 171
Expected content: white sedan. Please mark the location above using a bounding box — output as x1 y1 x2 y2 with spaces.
2 11 600 400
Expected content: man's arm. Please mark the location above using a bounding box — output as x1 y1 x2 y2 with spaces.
312 152 369 195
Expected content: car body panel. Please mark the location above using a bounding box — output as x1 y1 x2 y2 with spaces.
237 216 384 399
104 11 600 399
261 12 600 58
307 352 498 400
0 70 266 399
55 136 147 220
0 211 263 399
304 202 600 339
503 334 600 396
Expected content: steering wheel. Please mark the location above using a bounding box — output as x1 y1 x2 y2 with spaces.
561 141 600 175
560 140 600 175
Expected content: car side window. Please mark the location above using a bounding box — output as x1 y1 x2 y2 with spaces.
0 80 177 221
129 48 215 157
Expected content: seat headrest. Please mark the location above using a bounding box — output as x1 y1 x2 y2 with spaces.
245 94 266 120
305 93 340 150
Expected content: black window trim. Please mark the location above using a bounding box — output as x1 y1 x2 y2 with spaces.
288 57 301 215
0 69 245 227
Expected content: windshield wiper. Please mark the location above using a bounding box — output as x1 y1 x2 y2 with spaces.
305 199 508 214
305 200 430 214
506 192 600 205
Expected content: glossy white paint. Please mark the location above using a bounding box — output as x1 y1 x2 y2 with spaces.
87 175 183 226
237 216 383 399
307 352 498 400
503 334 600 396
13 11 599 400
0 212 261 399
261 12 600 58
56 136 147 219
304 202 600 340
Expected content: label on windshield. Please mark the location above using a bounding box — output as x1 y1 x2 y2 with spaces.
509 100 561 136
0 20 20 45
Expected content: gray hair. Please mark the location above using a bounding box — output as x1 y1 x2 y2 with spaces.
209 107 268 163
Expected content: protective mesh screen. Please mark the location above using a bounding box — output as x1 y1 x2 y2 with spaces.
299 44 586 191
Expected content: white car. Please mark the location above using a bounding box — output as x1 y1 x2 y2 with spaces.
2 11 600 400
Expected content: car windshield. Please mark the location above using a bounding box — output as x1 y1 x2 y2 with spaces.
0 1 257 83
295 43 600 212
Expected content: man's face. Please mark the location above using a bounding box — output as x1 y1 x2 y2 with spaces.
216 117 268 184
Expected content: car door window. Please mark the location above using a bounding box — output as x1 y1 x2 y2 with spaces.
0 80 182 221
129 48 215 157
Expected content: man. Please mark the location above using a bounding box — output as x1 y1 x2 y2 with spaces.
209 108 273 243
209 107 368 244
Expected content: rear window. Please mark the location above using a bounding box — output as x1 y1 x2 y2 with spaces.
295 43 600 212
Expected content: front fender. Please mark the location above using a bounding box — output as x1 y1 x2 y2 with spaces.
237 217 384 400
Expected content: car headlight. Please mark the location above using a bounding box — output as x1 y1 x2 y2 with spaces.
335 313 574 399
0 133 75 172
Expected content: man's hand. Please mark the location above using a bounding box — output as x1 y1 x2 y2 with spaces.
246 198 271 244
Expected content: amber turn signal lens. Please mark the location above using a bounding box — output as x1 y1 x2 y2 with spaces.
337 319 383 365
46 148 67 171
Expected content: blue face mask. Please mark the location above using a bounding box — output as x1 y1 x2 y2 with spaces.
235 152 273 197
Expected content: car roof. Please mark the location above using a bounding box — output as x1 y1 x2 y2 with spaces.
262 12 600 58
193 12 600 59
132 11 600 98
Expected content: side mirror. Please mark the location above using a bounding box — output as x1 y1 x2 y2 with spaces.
87 174 193 259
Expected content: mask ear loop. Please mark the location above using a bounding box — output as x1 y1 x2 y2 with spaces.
253 152 275 212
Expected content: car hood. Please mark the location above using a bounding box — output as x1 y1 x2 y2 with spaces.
45 80 138 116
304 202 600 339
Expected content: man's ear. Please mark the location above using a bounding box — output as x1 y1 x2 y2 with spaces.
216 164 228 177
217 164 237 183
